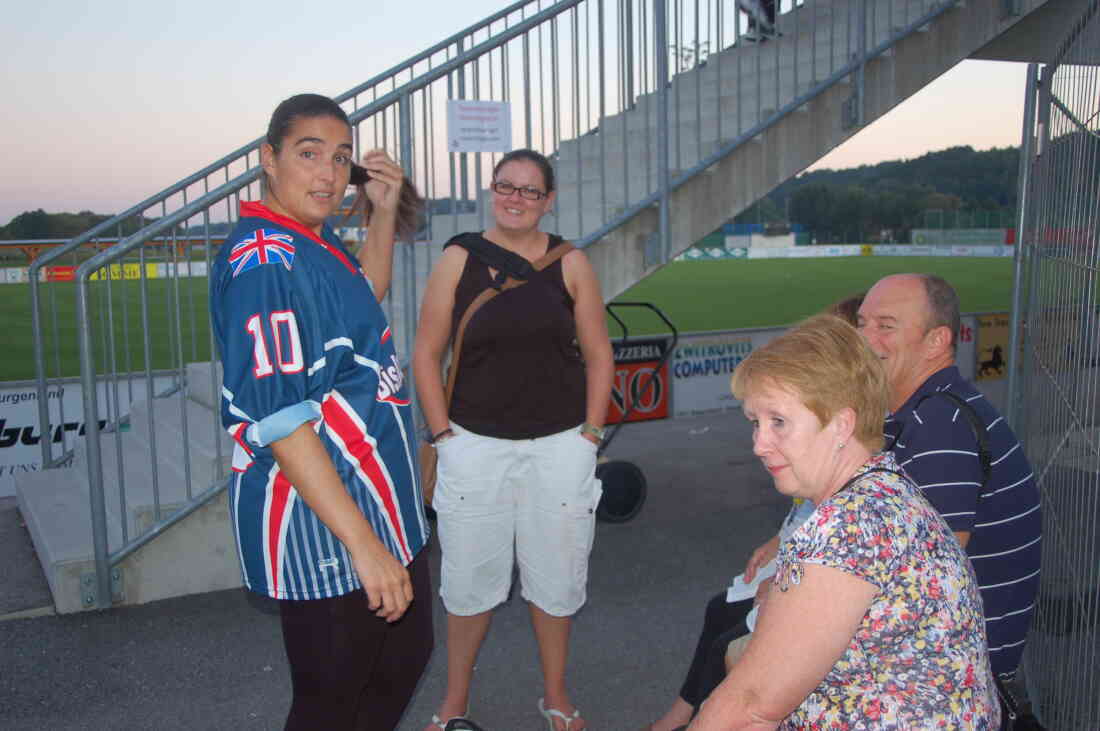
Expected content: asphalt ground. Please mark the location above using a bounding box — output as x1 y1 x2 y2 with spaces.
0 410 790 731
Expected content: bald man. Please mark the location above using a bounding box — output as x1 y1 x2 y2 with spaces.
858 273 1042 680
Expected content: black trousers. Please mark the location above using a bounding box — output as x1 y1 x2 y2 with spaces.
279 548 434 731
761 0 777 24
679 593 754 708
743 0 777 25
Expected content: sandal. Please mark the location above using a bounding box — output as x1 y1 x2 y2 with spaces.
431 713 479 731
538 698 583 730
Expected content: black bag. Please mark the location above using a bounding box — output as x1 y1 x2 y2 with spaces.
891 394 1045 731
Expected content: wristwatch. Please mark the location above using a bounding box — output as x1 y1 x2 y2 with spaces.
426 427 454 444
580 423 606 441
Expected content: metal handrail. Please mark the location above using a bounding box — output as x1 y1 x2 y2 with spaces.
29 0 539 276
56 0 1041 610
28 0 556 467
68 0 595 609
578 0 964 249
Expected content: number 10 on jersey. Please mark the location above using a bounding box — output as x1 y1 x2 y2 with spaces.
246 311 304 378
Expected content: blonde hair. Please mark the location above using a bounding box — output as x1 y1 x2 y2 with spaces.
731 314 889 451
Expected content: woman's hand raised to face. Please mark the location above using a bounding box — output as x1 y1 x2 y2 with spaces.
359 149 405 217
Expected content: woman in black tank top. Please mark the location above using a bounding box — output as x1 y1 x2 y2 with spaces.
413 149 613 731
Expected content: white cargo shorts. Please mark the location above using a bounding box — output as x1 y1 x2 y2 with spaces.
433 422 603 617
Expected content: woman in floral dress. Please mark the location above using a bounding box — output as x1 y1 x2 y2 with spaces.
689 314 999 730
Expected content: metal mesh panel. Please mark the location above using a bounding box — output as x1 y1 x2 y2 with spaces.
1014 2 1100 727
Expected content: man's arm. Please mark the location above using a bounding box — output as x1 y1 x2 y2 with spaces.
689 564 877 730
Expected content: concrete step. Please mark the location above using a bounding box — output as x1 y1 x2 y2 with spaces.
16 464 241 613
74 396 233 501
16 378 241 613
17 466 126 613
69 432 198 539
185 361 223 412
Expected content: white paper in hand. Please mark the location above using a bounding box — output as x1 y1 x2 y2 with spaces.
726 558 777 603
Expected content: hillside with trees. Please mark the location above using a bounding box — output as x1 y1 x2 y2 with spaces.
0 209 159 240
4 146 1023 244
735 145 1020 243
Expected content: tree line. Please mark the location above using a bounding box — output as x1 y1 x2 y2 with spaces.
4 145 1024 243
0 209 157 241
735 145 1020 243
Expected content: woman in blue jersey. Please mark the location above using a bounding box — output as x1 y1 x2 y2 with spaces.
209 93 429 731
414 149 614 731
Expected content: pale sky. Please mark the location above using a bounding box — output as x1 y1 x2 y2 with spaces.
0 1 1028 224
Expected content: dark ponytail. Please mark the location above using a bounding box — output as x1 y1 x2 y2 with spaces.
344 163 424 241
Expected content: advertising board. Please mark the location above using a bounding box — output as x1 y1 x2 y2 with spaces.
606 338 670 424
0 375 176 498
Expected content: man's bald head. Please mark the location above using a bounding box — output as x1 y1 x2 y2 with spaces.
858 273 960 411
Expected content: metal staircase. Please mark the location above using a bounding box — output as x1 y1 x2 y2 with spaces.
21 0 1058 614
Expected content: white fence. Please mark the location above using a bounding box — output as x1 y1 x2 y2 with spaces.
674 243 1016 261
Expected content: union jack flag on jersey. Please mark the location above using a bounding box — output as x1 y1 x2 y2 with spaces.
229 229 296 277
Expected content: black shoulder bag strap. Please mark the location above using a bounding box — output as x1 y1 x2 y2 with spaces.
887 391 993 492
921 391 993 492
888 392 1020 721
445 232 545 288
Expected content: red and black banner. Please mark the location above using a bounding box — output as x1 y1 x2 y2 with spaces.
606 338 670 424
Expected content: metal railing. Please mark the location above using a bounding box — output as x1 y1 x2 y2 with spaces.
34 0 1024 609
25 0 552 469
1010 1 1100 726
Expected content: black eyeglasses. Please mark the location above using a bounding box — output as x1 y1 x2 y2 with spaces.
491 181 548 200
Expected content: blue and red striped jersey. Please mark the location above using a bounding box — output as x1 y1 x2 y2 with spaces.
210 201 428 600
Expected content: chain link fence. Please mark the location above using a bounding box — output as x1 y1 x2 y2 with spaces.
1013 2 1100 727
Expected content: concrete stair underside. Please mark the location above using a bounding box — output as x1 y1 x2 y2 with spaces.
391 0 1052 345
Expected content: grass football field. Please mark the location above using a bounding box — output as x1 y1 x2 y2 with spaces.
2 277 212 383
604 256 1014 337
0 256 1014 382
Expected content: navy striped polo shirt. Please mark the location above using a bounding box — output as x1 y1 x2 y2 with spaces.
885 366 1042 677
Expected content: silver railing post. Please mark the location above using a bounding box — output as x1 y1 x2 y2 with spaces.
456 36 469 203
1007 62 1039 430
30 273 53 467
75 273 112 610
1019 62 1055 445
625 0 636 107
655 0 671 262
857 0 868 128
398 92 420 426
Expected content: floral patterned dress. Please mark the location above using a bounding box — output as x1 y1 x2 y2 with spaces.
777 452 1000 729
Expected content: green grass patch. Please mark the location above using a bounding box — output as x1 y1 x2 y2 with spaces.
2 278 212 382
0 256 1015 383
607 256 1015 336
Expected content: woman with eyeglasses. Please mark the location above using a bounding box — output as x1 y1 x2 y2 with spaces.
413 148 614 731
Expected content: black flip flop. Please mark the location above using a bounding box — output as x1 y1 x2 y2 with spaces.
445 719 487 731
